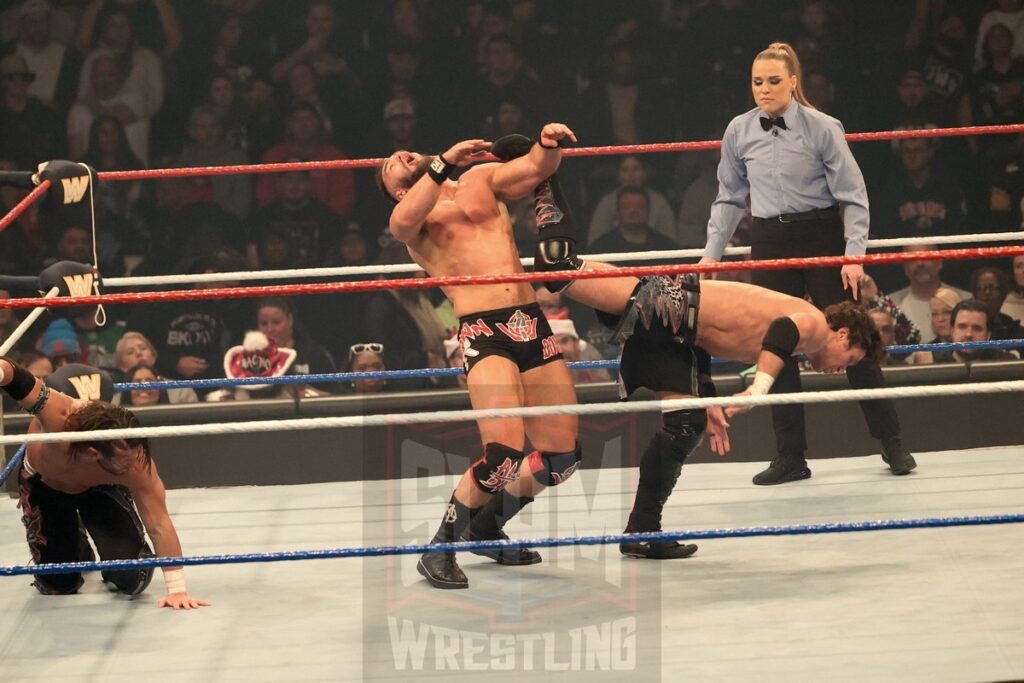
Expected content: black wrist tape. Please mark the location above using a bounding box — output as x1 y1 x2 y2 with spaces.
1 357 39 402
28 383 50 416
427 154 454 183
538 140 559 150
762 316 801 361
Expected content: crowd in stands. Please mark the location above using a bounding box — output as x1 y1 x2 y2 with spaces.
0 0 1022 400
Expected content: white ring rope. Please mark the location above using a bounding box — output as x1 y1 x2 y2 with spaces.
3 379 1021 447
0 287 59 356
101 230 1024 287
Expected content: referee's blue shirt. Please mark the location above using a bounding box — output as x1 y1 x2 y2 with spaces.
703 98 869 260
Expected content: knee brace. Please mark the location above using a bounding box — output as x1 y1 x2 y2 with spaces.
470 443 526 494
631 410 707 531
662 409 707 459
526 442 582 486
102 546 155 596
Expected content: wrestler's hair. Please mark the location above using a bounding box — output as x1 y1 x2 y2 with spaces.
65 401 152 469
754 42 814 110
375 160 399 204
824 301 884 362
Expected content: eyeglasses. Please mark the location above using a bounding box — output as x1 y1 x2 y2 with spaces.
2 72 35 83
349 342 384 360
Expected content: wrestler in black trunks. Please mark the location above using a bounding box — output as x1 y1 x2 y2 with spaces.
457 301 562 375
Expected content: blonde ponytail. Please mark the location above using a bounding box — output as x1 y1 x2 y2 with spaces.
754 42 815 110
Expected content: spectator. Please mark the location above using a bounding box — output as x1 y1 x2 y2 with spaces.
802 69 836 115
360 244 448 381
256 103 356 218
38 317 87 368
973 23 1024 172
874 138 965 238
979 131 1024 230
919 299 1018 363
675 149 721 248
913 11 973 130
443 334 467 389
76 7 166 124
67 53 149 164
587 155 676 245
589 187 680 254
8 0 79 113
882 64 944 130
0 159 44 273
376 96 425 155
46 225 92 266
864 282 923 347
112 331 197 404
76 0 181 58
0 289 19 344
890 245 970 334
284 60 345 143
248 162 341 269
201 11 270 89
206 330 314 401
367 39 437 139
119 363 168 407
480 98 531 141
323 223 373 268
18 350 53 379
974 0 1024 70
971 265 1024 339
0 52 63 167
205 71 254 157
923 285 964 345
82 114 149 265
548 318 610 383
867 307 902 365
178 104 252 220
1002 254 1024 322
790 0 849 77
67 306 125 370
468 33 541 133
255 297 335 383
346 342 387 394
270 1 362 89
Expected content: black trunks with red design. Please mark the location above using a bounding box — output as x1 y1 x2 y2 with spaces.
456 302 561 375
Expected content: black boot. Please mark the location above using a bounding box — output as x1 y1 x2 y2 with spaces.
752 453 811 486
621 431 698 560
881 437 917 475
466 491 541 565
419 495 473 589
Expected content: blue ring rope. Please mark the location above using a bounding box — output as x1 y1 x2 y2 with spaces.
0 445 25 487
2 513 1021 577
111 339 1023 391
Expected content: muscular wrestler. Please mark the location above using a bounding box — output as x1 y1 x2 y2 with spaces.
1 356 208 609
376 122 584 589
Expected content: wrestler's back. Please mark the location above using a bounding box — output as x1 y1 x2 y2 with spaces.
26 400 129 493
696 280 824 362
406 165 536 317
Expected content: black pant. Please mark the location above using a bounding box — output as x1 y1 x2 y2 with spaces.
19 469 152 594
750 216 900 456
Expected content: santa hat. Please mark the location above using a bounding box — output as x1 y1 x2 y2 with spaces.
223 331 297 390
549 318 578 339
443 334 461 359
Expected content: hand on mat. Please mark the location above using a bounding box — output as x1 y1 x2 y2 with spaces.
159 592 211 610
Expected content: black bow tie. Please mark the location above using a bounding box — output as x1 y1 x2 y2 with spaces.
760 116 787 132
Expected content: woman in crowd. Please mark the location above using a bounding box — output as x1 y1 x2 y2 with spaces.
347 342 387 394
113 331 198 404
1001 255 1024 323
256 297 336 387
119 363 170 407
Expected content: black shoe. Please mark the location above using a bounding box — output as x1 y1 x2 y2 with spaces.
466 529 542 566
620 540 698 560
417 551 468 589
881 438 917 475
752 456 811 485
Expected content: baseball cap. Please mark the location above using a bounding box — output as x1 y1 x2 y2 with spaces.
384 98 415 120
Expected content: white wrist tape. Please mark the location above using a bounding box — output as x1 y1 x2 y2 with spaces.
164 568 187 595
748 371 776 396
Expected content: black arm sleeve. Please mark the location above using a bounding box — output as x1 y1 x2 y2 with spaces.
761 316 801 361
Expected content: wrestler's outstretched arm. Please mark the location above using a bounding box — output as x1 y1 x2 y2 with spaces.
725 311 826 418
491 123 577 200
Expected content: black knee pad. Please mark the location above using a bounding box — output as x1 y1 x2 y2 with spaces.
527 442 582 486
470 443 526 494
32 573 84 595
102 545 155 596
662 409 707 462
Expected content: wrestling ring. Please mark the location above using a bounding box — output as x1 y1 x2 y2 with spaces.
0 123 1022 682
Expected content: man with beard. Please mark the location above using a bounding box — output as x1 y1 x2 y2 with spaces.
920 299 1018 364
1 356 207 609
376 123 585 589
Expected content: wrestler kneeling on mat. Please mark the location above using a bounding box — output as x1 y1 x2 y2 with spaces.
1 357 208 609
377 123 584 589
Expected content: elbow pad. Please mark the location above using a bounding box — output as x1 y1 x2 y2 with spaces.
762 317 800 361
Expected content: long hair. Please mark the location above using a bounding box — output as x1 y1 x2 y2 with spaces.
754 42 814 110
82 115 143 170
825 301 884 362
65 401 152 468
123 364 170 406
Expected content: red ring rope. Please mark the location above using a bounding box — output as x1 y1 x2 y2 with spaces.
0 179 49 233
2 245 1021 310
95 123 1024 181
